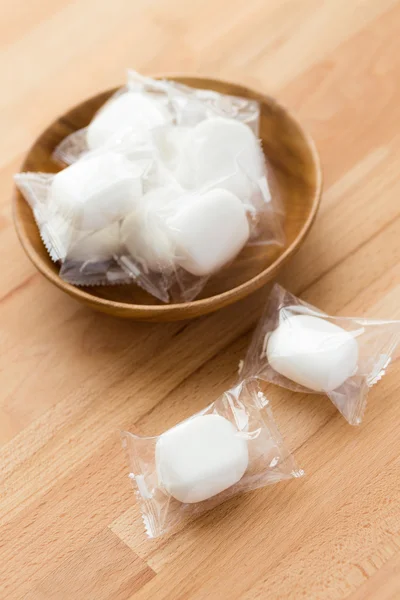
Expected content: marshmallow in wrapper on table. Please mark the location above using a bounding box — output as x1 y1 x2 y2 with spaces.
156 414 249 503
121 376 303 537
266 314 359 392
175 117 269 209
86 91 172 150
50 151 144 231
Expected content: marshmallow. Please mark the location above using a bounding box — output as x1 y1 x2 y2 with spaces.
50 152 143 230
266 314 359 392
156 414 249 503
168 188 250 276
175 117 266 205
121 187 180 272
86 92 172 150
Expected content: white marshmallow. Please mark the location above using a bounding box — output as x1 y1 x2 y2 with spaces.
121 187 180 272
175 117 266 205
86 92 172 150
168 188 250 276
266 314 359 392
50 152 143 230
156 414 249 503
68 222 121 262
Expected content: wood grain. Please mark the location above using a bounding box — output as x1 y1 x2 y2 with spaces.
1 1 400 599
13 78 321 321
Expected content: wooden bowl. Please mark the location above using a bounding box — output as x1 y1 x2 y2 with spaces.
13 76 322 321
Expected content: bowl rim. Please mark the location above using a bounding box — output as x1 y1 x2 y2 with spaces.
12 75 322 315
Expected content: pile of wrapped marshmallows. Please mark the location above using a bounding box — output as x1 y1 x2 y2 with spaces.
15 71 282 302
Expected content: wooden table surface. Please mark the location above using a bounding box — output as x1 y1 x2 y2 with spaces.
1 1 400 599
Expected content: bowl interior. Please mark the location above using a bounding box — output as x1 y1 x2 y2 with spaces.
13 77 321 319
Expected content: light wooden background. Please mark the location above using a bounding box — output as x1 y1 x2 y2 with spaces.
1 1 400 599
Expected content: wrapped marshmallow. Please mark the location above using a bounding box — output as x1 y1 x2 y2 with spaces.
169 116 282 244
86 91 172 151
267 315 359 392
156 414 249 503
122 377 303 538
175 117 266 207
241 284 400 425
117 186 251 301
14 151 149 285
167 188 250 276
50 152 144 230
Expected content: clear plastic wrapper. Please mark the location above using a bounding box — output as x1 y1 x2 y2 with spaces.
121 377 303 538
53 70 260 166
241 284 400 425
